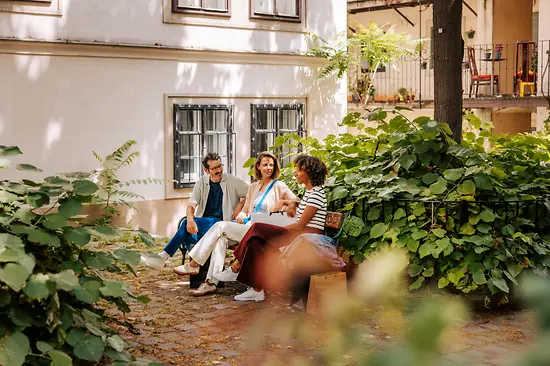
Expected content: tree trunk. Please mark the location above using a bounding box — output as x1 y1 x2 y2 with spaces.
433 0 463 142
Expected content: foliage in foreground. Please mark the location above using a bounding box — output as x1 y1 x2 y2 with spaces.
272 109 550 301
0 143 159 366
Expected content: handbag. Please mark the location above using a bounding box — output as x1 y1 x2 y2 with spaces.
243 180 278 224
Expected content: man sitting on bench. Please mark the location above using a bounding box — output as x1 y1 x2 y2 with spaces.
141 152 248 269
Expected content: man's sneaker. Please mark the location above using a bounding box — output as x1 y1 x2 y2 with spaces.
191 282 217 297
214 268 239 282
140 251 169 270
235 287 265 302
173 262 200 275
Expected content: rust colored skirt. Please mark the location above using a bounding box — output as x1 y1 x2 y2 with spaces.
234 223 299 290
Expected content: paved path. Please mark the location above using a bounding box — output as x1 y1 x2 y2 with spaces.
110 263 536 366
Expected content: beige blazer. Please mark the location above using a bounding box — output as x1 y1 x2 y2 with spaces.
236 180 296 220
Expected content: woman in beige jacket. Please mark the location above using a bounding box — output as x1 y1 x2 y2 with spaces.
174 151 296 296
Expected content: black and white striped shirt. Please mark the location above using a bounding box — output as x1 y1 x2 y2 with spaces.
296 187 327 231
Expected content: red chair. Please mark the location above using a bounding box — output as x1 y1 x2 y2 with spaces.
467 47 499 97
514 41 537 97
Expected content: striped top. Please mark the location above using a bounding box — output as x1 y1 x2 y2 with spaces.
296 186 327 231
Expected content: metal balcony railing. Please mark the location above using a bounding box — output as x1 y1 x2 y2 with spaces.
359 40 550 105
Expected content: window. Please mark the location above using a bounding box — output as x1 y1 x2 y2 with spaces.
251 104 305 167
173 105 234 188
250 0 301 22
172 0 229 15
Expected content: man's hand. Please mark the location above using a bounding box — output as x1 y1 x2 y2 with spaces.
232 198 246 220
272 199 285 212
186 218 198 235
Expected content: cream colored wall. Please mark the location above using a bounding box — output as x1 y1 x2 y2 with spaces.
0 0 345 55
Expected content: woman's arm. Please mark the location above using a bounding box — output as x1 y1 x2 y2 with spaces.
286 205 318 231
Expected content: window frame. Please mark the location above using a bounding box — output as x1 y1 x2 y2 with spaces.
173 104 234 189
250 103 305 166
171 0 231 17
249 0 301 23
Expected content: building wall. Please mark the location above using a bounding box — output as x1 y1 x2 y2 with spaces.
0 0 348 236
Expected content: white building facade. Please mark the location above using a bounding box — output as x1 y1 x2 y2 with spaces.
0 0 347 235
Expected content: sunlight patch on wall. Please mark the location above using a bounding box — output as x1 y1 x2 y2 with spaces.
175 63 197 90
44 118 63 153
15 55 51 81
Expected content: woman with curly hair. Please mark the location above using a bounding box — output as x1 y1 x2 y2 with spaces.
215 154 328 302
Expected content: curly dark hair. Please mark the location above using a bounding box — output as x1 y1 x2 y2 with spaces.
202 152 221 169
293 154 328 187
254 152 280 180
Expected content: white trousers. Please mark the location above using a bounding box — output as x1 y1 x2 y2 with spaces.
188 221 250 285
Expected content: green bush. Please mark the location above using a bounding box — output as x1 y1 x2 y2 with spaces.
272 108 550 302
0 144 158 366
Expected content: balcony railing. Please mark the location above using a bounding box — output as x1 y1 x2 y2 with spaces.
360 40 550 105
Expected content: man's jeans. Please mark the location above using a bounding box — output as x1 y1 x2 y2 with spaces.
163 216 221 256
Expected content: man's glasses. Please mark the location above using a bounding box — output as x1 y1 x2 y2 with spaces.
209 163 224 171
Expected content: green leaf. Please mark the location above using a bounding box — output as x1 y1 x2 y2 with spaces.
418 243 433 259
501 224 515 236
366 207 380 221
438 277 450 288
14 209 36 225
0 332 30 366
491 278 510 293
0 263 32 291
138 228 156 247
16 164 41 172
43 214 69 230
408 264 423 277
26 193 50 208
73 334 104 362
406 238 420 252
507 264 524 278
100 280 126 298
113 249 141 268
36 341 54 353
408 276 424 291
24 274 56 300
81 252 113 270
480 210 496 223
48 350 72 366
0 146 23 157
0 234 24 249
472 270 487 285
331 186 349 200
369 223 388 239
399 154 416 170
9 308 32 327
75 281 102 304
459 223 475 235
63 228 91 246
106 335 125 353
429 177 447 195
0 190 18 203
0 247 22 263
51 271 79 291
457 180 476 195
58 198 83 217
89 225 120 238
448 270 465 285
242 157 257 168
411 229 427 240
72 180 98 196
422 268 434 277
443 168 464 181
67 328 86 347
393 208 406 220
432 229 446 238
474 175 493 190
421 173 439 185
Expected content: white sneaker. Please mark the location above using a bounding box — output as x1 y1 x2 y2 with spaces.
214 268 239 282
173 262 200 276
140 251 169 270
235 287 265 302
191 282 217 297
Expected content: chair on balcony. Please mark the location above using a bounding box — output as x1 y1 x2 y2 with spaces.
514 41 537 97
467 47 499 97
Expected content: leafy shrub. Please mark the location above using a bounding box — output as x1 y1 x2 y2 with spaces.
272 109 550 301
0 144 158 365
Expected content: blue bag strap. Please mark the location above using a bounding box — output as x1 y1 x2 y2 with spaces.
252 179 278 214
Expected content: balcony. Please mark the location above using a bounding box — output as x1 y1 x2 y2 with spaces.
353 40 550 109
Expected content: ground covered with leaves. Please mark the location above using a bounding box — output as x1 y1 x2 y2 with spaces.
98 238 537 366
